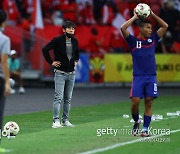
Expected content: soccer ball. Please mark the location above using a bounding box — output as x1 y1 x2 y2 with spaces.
3 121 20 136
135 3 151 18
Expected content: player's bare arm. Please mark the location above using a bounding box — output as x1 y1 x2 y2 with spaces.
121 9 138 38
1 54 10 96
150 10 168 37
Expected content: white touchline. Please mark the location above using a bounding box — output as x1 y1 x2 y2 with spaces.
79 129 180 154
0 149 12 153
79 115 180 154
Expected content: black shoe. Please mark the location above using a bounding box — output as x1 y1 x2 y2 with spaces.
132 120 141 136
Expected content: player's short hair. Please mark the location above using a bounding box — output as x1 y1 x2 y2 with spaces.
62 20 76 29
0 10 7 26
138 19 151 27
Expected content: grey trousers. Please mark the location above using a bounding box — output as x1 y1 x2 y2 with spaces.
53 71 75 122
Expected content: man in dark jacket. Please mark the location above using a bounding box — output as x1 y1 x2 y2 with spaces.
42 20 79 128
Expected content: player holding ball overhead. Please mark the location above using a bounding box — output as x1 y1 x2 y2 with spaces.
121 4 168 137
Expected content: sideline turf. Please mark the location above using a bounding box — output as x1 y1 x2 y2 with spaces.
1 96 180 154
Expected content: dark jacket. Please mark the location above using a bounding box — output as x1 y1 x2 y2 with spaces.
42 34 79 72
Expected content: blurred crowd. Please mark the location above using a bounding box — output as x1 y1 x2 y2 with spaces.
0 0 179 54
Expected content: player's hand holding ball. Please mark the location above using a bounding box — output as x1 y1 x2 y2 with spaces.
135 3 151 19
133 8 139 20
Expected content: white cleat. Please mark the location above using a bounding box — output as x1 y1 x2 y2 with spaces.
18 87 25 94
10 88 16 94
61 121 75 127
52 121 63 128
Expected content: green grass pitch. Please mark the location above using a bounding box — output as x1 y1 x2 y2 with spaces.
1 96 180 154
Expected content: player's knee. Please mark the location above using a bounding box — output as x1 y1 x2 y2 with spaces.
64 97 71 104
17 73 21 78
145 97 153 104
132 97 140 106
54 92 63 102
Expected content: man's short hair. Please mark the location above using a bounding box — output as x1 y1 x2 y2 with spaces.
138 19 151 27
0 10 7 26
62 20 76 29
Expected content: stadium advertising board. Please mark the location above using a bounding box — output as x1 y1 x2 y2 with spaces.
105 54 180 82
75 54 89 82
89 54 104 83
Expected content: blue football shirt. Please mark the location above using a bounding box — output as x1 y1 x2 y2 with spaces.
126 33 160 75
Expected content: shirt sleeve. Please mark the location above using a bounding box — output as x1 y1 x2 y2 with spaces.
152 33 160 43
1 37 10 55
125 34 136 47
42 38 57 65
